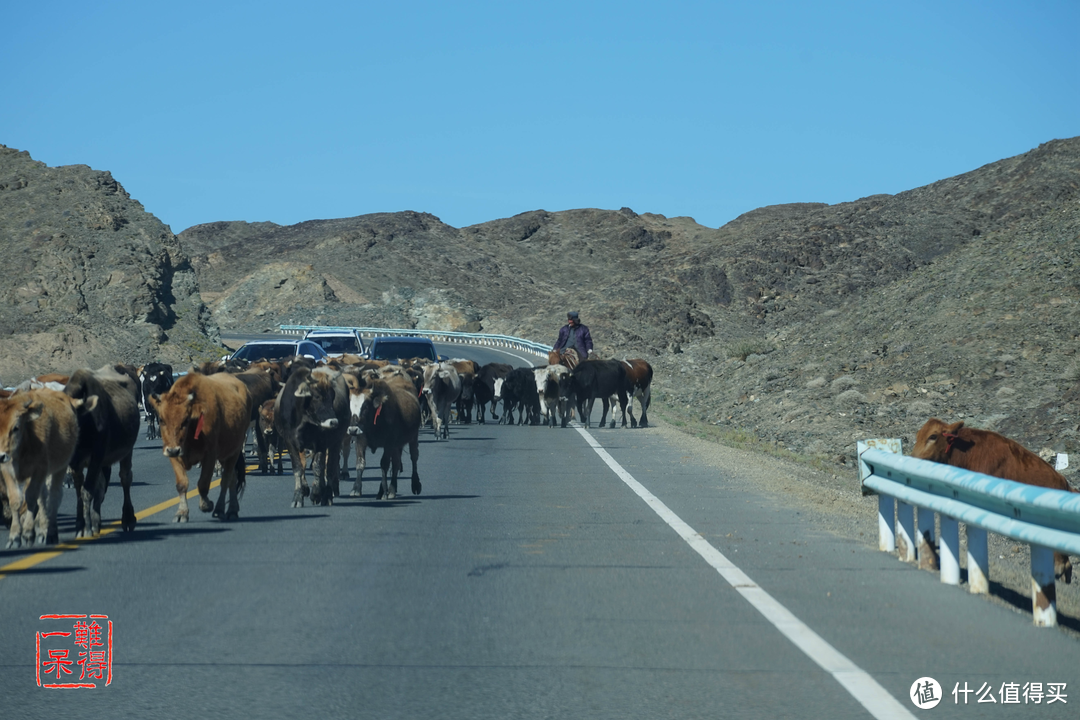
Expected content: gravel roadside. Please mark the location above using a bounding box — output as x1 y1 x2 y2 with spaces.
649 416 1080 639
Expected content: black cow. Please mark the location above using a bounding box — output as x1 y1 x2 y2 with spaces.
138 363 174 440
347 376 422 500
275 366 349 507
500 367 541 426
560 360 628 429
474 363 512 424
64 365 141 536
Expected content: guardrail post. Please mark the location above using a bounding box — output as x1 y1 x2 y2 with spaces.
1031 545 1058 627
939 515 960 585
966 526 989 594
896 502 916 562
916 507 938 570
878 496 895 553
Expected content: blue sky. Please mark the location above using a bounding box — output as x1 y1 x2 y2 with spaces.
3 1 1077 233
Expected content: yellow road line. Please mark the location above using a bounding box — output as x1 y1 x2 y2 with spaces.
0 461 262 579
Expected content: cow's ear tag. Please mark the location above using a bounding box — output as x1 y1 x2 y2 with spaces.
194 413 205 440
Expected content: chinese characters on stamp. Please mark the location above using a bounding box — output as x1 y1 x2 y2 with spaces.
36 614 112 688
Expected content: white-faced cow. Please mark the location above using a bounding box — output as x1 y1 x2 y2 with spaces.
422 362 461 440
474 363 511 424
64 365 141 537
534 364 571 428
275 366 349 507
0 389 88 547
149 371 252 522
137 362 174 440
347 376 421 500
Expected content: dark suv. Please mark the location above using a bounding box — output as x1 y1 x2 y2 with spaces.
365 336 440 363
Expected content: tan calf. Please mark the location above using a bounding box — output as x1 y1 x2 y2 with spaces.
0 390 89 547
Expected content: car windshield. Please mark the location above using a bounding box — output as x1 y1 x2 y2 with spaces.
232 343 298 361
312 336 361 354
371 341 436 361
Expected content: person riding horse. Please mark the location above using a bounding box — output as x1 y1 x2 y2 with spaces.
550 311 593 369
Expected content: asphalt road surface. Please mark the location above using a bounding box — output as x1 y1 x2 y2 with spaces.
2 342 1079 719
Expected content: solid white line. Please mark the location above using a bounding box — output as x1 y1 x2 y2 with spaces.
574 425 916 720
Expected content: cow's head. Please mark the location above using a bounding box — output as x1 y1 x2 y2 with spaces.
294 371 339 429
911 418 966 461
0 393 91 464
150 375 205 458
258 399 276 437
342 372 368 435
0 397 44 464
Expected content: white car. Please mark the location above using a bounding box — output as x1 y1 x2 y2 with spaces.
304 328 367 358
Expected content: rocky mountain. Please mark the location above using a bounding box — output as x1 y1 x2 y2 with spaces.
176 137 1080 473
3 137 1079 477
0 145 221 383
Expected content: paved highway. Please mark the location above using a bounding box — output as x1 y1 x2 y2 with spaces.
2 342 1078 718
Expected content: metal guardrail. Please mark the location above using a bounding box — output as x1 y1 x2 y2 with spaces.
278 325 552 358
858 442 1080 628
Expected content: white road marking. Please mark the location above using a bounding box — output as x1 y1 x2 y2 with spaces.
575 425 916 720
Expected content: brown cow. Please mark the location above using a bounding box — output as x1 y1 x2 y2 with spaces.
149 372 252 522
0 389 88 547
257 399 284 475
620 359 654 428
912 418 1076 582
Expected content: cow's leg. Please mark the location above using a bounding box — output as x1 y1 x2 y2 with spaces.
70 466 86 536
196 460 215 514
119 452 136 532
583 398 596 429
26 472 48 546
327 441 341 500
228 452 245 520
380 449 395 500
616 390 628 429
289 446 308 508
169 457 191 522
75 456 101 538
391 448 403 497
350 434 368 498
627 390 638 429
214 452 243 521
310 450 326 506
88 465 111 537
256 423 271 475
3 471 25 548
409 434 421 496
638 385 651 428
339 434 351 483
42 468 66 545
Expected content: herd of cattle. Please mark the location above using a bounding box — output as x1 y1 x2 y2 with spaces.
4 343 1074 590
0 350 654 551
